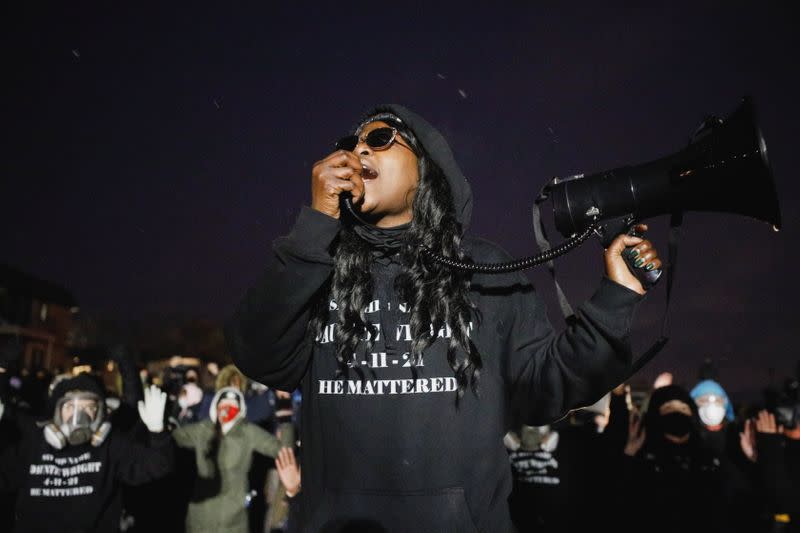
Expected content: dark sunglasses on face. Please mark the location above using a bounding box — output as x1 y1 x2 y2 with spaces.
335 127 414 153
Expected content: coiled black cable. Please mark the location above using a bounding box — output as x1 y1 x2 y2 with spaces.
343 192 599 274
420 222 600 273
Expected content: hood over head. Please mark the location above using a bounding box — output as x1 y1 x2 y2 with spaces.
215 364 249 392
356 104 473 232
643 384 702 447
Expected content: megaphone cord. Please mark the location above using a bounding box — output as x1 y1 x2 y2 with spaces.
343 183 600 274
420 221 599 273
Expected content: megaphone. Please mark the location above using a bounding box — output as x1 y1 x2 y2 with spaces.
415 96 781 276
549 96 781 239
414 96 782 378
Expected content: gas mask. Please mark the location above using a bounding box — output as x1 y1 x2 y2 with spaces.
43 391 111 449
519 425 560 452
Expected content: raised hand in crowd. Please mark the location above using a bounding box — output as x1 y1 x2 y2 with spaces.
275 446 301 497
746 409 800 528
739 409 786 463
754 409 783 434
739 418 757 463
624 409 646 457
740 409 785 463
137 384 167 433
653 372 674 389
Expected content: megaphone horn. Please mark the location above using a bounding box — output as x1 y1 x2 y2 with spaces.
549 96 782 237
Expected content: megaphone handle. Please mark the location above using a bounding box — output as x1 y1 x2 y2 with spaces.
624 227 663 290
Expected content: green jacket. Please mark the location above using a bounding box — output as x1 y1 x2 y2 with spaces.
173 419 282 533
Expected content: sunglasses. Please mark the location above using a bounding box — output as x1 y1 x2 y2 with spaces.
335 127 414 153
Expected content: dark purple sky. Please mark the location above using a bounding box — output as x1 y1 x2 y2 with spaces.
3 3 797 396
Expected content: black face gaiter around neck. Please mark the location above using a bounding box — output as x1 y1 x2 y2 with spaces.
351 222 411 255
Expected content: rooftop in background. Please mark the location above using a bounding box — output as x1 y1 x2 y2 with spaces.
0 263 78 309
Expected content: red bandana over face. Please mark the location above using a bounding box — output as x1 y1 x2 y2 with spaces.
217 403 240 424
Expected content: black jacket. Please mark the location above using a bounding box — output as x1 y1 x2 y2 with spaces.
226 104 643 532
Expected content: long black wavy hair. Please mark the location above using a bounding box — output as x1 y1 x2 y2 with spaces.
309 112 482 401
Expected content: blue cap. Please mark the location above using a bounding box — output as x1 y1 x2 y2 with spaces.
690 379 734 422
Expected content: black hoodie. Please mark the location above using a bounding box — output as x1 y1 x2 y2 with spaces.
226 104 643 532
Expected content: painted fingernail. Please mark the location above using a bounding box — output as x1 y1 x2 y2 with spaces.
634 258 644 268
629 249 640 258
645 263 655 271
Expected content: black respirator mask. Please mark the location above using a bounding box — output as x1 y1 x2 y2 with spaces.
43 391 111 449
660 412 692 440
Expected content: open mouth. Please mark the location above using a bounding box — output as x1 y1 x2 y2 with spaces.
360 162 379 180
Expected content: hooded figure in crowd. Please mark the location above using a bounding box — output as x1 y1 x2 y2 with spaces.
172 386 287 533
621 384 727 533
226 104 663 532
0 373 172 533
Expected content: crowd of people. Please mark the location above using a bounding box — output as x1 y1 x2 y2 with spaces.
0 105 796 532
505 367 800 532
0 347 303 533
1 346 798 532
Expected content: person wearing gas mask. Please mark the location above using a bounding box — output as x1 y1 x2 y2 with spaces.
505 391 628 533
620 384 727 533
505 424 562 532
226 105 664 531
0 373 172 533
172 386 288 533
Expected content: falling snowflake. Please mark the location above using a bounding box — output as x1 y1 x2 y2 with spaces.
436 73 446 80
458 89 467 99
71 49 80 59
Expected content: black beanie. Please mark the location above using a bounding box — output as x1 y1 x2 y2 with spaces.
48 373 106 414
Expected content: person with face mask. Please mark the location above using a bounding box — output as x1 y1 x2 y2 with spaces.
172 386 289 533
691 379 735 431
690 379 761 532
176 378 207 425
619 384 727 533
0 373 172 533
